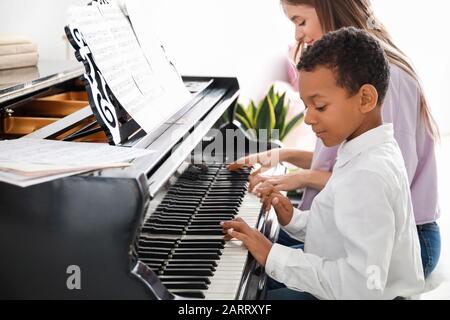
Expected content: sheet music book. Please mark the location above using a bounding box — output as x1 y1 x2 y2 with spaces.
0 138 154 187
67 0 192 135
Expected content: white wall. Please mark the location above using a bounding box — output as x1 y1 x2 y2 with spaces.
0 0 449 133
372 0 450 135
0 0 86 62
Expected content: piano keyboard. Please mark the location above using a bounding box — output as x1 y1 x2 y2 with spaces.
138 164 262 299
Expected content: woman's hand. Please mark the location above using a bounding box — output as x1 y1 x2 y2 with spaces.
251 169 332 194
221 218 273 267
227 149 282 174
256 185 294 227
250 170 310 193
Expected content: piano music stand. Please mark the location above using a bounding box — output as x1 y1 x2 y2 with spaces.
65 25 143 146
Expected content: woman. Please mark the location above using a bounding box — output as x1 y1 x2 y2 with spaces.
229 0 441 278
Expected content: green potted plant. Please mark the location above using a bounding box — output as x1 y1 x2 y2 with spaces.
234 85 304 146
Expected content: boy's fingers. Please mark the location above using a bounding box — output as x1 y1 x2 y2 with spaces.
272 195 292 214
223 234 233 241
227 228 249 243
263 194 274 211
220 220 250 234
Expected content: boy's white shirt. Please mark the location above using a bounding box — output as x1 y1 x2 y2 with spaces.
265 124 425 300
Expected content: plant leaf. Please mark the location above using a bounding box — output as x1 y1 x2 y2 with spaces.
235 113 252 131
248 100 257 128
281 112 304 141
255 96 276 140
236 103 254 127
278 105 288 139
268 85 276 105
274 93 286 129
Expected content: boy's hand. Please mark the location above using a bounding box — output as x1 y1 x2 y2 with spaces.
256 184 294 227
221 218 273 267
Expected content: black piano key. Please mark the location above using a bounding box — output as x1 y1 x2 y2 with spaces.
207 191 244 196
185 229 225 236
202 197 243 202
138 247 173 254
188 220 223 226
139 240 176 248
139 251 170 260
144 223 185 230
141 226 184 235
145 220 185 230
140 258 166 265
177 241 224 249
166 259 218 267
161 268 214 277
185 224 222 230
165 264 216 271
192 215 235 220
171 252 220 260
196 208 237 214
163 282 209 290
159 207 196 214
172 291 206 299
159 276 211 285
159 203 199 209
200 201 241 206
174 248 222 255
147 219 189 226
145 264 163 270
152 213 192 218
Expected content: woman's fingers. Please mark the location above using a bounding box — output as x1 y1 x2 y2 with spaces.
228 154 260 171
249 174 268 192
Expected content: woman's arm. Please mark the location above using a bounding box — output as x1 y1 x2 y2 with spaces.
281 149 314 169
228 148 314 172
251 169 331 193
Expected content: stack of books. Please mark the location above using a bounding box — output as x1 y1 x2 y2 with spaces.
0 35 39 70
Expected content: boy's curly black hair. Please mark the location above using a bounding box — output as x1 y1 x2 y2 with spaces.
297 27 390 104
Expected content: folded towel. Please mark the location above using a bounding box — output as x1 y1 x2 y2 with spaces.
0 35 33 46
0 52 39 70
0 43 38 56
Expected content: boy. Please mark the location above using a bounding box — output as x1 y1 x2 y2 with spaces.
221 27 424 300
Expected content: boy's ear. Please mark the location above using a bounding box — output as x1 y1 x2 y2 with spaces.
359 84 379 113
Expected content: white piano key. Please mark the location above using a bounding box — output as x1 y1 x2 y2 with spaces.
204 193 262 300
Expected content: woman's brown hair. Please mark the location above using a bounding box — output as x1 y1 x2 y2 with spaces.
283 0 439 139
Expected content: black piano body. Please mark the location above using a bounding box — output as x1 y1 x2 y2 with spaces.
0 61 282 300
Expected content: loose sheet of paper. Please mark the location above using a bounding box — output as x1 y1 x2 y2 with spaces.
0 138 154 187
67 0 191 134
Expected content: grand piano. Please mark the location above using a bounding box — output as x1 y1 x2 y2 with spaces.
0 57 283 299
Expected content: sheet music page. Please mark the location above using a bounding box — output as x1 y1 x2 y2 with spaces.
0 138 154 187
68 1 191 133
0 138 153 167
121 0 192 116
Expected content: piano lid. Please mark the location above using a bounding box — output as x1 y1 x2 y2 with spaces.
0 60 84 105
